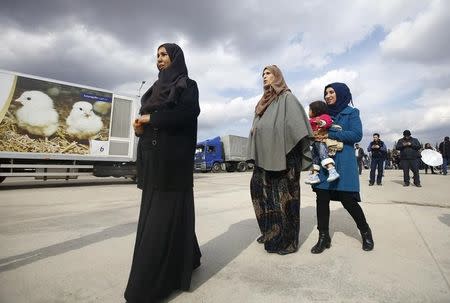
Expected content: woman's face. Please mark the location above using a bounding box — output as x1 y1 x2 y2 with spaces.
308 108 313 118
157 47 171 70
325 87 337 105
262 69 275 87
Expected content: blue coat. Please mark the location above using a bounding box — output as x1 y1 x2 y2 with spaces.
313 106 362 192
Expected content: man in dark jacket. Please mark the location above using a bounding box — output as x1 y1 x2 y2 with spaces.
368 133 387 185
438 136 450 175
354 143 365 175
396 130 421 187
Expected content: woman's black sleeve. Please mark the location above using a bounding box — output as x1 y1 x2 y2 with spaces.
149 80 200 129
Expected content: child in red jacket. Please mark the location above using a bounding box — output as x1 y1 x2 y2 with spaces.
305 101 340 184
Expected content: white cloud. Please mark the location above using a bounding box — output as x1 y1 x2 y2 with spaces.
297 69 360 104
363 87 450 146
1 0 448 148
380 0 450 63
0 24 151 90
0 28 56 60
257 0 428 70
198 95 260 140
187 44 259 92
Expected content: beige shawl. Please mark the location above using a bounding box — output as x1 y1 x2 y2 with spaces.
255 65 290 116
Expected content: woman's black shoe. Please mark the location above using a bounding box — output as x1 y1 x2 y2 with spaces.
361 228 374 251
311 232 331 254
256 235 265 244
277 246 298 255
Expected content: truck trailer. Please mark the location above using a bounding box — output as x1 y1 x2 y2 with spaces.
0 69 139 183
194 135 250 173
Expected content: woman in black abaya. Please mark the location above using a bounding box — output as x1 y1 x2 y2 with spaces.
125 43 201 302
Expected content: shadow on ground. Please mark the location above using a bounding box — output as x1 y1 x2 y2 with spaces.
0 222 137 272
438 213 450 227
167 205 367 301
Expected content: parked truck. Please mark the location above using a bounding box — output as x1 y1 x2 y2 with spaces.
0 69 139 183
194 135 250 173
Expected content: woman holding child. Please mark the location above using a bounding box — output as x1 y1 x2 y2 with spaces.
310 82 374 254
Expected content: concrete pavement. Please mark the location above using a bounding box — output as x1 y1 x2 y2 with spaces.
0 170 449 302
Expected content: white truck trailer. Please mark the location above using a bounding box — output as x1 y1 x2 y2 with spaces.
0 70 139 183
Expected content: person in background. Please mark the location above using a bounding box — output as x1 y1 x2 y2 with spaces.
385 149 392 169
354 143 365 175
423 143 436 174
438 136 449 175
367 133 387 186
395 130 422 187
392 149 400 169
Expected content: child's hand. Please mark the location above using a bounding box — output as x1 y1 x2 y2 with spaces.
316 119 326 127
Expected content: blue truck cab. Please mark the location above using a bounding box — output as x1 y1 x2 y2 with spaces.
195 136 223 172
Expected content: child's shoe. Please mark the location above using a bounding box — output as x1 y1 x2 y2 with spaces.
327 167 340 182
305 173 320 184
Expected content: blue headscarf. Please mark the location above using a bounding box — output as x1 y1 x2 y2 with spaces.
324 82 353 117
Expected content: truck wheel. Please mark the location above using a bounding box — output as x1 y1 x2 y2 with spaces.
226 163 237 172
237 162 248 172
212 162 221 173
0 176 6 184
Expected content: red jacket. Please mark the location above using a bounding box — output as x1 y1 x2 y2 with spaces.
309 114 332 132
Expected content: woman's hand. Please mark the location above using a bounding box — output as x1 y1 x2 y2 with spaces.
133 118 144 136
314 133 328 141
138 114 151 124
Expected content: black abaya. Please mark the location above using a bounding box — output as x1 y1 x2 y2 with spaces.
124 188 201 302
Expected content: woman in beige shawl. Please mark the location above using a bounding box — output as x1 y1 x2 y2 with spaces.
248 65 313 255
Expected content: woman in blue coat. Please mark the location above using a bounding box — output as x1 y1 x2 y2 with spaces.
311 82 374 253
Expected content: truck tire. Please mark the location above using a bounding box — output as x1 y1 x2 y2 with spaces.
237 162 248 172
226 163 237 172
212 162 221 173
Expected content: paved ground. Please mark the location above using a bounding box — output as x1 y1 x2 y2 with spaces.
0 170 449 302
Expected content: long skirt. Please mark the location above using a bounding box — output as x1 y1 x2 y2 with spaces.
124 188 201 302
250 149 301 253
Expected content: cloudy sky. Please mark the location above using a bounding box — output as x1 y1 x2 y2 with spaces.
1 0 449 148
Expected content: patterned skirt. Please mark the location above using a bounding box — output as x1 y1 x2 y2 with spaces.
250 147 302 253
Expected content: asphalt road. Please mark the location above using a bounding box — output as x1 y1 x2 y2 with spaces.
0 170 449 302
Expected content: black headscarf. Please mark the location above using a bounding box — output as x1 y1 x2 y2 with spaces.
140 43 188 114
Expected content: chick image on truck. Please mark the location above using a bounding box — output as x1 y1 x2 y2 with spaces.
15 90 59 137
0 70 139 183
66 101 103 140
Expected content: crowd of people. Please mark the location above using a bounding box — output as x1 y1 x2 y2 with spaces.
126 42 447 302
355 134 449 187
